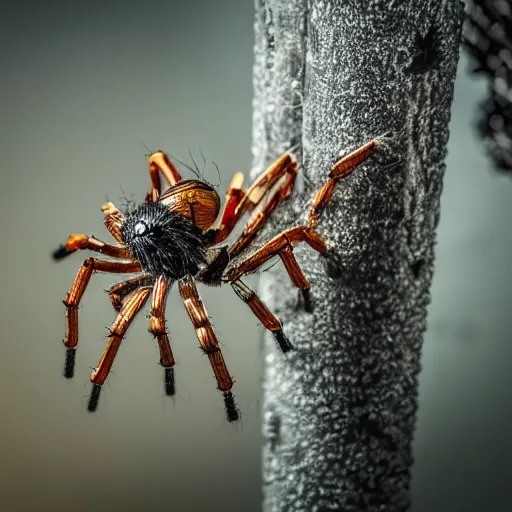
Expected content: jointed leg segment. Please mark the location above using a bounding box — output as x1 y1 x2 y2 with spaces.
53 233 131 261
101 202 126 243
231 280 293 352
237 152 297 215
309 139 378 227
214 171 245 243
226 226 327 284
90 286 152 386
63 258 142 348
214 152 297 245
108 274 155 312
224 139 379 315
149 277 175 365
178 276 233 392
147 276 176 396
146 151 183 202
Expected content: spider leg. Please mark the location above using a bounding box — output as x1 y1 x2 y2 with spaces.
178 275 239 422
213 171 245 243
228 176 296 258
107 274 155 312
101 201 126 243
62 258 142 378
226 226 326 282
146 151 182 202
225 226 326 312
88 286 152 411
231 280 293 352
148 276 176 396
225 140 379 310
213 152 297 245
309 139 378 228
53 234 130 261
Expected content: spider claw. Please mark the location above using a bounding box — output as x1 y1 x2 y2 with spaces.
52 244 72 261
296 288 314 313
301 288 314 313
63 348 76 379
164 367 175 396
273 323 293 353
87 384 102 412
223 391 240 423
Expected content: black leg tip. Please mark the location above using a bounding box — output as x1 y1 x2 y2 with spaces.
164 367 175 396
223 392 240 423
52 245 72 261
273 327 293 353
301 288 314 313
63 348 76 379
87 384 102 412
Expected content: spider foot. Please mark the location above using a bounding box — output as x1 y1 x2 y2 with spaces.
63 348 76 379
164 367 175 396
296 288 315 313
223 391 240 423
87 384 102 412
52 244 72 261
272 322 293 353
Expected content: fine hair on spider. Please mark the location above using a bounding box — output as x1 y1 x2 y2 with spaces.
52 139 381 420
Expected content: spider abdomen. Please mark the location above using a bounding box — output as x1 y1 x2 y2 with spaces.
159 180 221 232
121 201 208 280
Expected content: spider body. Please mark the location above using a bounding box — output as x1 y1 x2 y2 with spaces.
121 198 208 280
53 140 379 419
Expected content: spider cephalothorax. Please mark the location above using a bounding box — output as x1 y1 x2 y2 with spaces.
121 201 207 280
53 141 380 420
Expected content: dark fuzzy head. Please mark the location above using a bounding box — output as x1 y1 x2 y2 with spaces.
121 201 207 280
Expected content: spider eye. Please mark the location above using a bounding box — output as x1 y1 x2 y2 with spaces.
134 220 149 237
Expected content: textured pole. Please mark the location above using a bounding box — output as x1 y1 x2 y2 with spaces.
251 1 463 511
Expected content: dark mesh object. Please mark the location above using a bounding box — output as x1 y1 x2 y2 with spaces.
463 0 512 173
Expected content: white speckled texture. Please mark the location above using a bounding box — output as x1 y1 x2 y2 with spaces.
252 1 463 510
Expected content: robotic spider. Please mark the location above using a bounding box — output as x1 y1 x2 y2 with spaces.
53 139 378 420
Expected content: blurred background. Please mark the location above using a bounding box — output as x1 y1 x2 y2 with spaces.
1 1 511 511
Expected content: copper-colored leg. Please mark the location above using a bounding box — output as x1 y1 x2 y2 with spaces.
63 258 142 348
53 233 130 261
148 276 175 368
148 276 176 396
237 152 297 215
214 152 298 245
213 171 245 243
90 286 152 386
228 170 296 257
309 139 378 228
225 226 327 283
231 280 293 352
108 274 154 312
146 151 182 201
101 201 126 243
178 276 233 392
